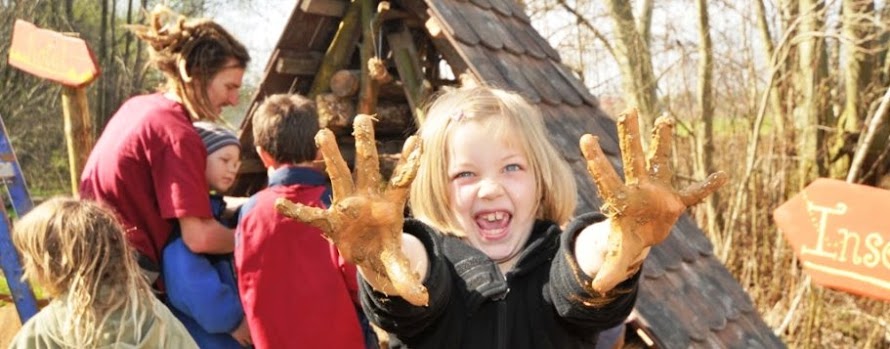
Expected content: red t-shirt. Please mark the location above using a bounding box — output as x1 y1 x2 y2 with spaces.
80 93 212 264
236 184 364 349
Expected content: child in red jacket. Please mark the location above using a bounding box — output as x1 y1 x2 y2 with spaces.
235 94 368 349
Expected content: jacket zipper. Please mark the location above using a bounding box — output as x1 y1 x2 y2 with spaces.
497 298 507 349
496 272 510 349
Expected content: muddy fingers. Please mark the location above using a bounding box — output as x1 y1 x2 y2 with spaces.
581 134 626 216
316 129 354 199
276 118 429 307
680 172 729 206
275 198 334 236
378 243 429 306
354 114 382 193
647 116 675 184
581 107 728 294
592 231 645 293
617 109 647 185
385 136 422 207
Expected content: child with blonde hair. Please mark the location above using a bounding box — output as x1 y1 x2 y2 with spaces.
278 86 726 348
9 198 197 348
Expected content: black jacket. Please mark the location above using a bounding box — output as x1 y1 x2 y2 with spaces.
359 212 640 349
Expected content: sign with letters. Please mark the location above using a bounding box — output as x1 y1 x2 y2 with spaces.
774 178 890 301
7 19 100 87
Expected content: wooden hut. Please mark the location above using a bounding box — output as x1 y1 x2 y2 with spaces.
232 1 785 347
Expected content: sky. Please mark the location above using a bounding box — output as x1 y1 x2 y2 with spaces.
208 0 292 85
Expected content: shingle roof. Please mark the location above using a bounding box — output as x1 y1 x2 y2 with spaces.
237 1 785 347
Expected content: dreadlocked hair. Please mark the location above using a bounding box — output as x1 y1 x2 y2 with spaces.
13 198 158 347
128 5 250 122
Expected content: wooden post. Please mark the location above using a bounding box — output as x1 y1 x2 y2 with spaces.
387 25 432 125
61 87 94 196
358 0 381 115
7 20 100 196
309 0 362 98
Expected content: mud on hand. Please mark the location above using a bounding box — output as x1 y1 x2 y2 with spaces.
275 114 428 306
580 109 728 294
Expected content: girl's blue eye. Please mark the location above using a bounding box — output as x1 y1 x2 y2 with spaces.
454 171 474 179
504 164 521 172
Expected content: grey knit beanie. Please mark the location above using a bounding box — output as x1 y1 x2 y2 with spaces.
194 122 240 154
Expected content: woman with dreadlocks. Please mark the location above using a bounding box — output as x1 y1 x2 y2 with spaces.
8 198 197 348
80 5 250 291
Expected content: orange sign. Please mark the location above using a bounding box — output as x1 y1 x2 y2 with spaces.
774 178 890 301
7 19 100 87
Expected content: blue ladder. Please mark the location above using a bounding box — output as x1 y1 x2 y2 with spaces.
0 113 37 323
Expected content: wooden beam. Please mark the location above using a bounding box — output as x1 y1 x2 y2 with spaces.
275 50 324 76
300 0 348 17
358 0 381 114
388 25 432 125
309 0 362 97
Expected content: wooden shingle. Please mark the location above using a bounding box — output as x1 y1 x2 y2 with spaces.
426 0 480 45
506 18 547 59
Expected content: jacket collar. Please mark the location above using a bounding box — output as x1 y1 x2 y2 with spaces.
268 166 327 187
443 220 560 311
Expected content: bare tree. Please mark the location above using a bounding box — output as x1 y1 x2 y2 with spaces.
830 0 877 178
604 0 659 127
694 0 720 234
794 0 831 184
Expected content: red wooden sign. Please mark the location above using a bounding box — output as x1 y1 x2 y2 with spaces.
774 178 890 301
7 19 100 87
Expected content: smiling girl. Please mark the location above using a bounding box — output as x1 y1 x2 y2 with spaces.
277 86 726 349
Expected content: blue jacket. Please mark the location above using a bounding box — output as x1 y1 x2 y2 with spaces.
164 195 245 349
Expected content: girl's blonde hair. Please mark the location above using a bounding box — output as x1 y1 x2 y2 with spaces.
129 5 250 122
409 87 577 236
13 198 157 347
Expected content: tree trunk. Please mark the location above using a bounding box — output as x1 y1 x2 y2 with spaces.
829 0 876 179
694 0 721 235
123 0 134 98
755 0 786 136
97 0 109 132
794 0 830 185
605 0 658 129
637 0 653 47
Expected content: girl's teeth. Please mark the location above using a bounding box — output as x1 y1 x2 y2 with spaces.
482 212 507 221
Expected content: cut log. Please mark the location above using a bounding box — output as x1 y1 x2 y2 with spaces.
331 69 360 97
309 0 362 97
317 93 355 132
332 71 410 101
375 103 414 135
